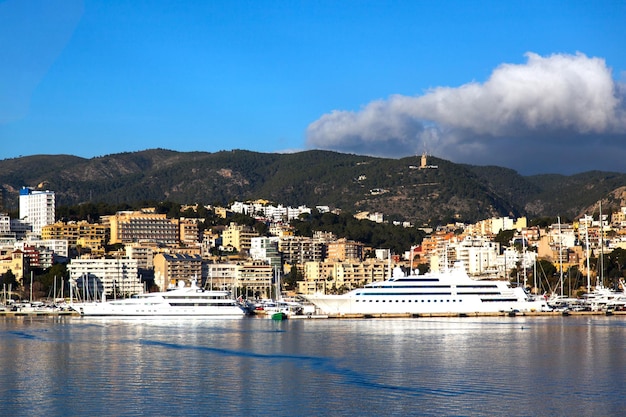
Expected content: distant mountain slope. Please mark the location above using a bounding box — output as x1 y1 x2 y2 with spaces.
1 149 625 224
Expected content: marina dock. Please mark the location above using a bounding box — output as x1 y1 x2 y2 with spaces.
0 310 79 317
1 309 624 319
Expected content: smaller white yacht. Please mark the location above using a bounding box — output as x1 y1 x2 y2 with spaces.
73 280 246 317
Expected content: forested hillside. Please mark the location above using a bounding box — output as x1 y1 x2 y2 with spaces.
1 149 625 225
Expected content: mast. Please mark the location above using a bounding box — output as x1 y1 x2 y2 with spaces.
599 201 604 289
522 235 527 288
558 216 563 297
533 259 538 295
585 217 591 294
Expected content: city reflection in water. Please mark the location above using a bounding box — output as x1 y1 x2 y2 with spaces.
1 316 625 417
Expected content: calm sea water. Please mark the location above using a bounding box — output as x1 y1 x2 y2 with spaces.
1 315 625 417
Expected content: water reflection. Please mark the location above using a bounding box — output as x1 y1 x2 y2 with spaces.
1 316 625 416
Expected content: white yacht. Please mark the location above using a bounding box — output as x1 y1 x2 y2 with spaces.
305 262 549 315
73 280 247 317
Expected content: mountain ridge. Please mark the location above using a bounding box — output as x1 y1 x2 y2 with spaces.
1 149 625 225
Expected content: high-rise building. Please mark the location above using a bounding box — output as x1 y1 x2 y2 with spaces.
102 210 179 245
19 187 55 237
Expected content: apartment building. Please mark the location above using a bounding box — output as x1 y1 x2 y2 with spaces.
237 260 273 299
153 253 203 291
103 210 179 245
326 238 364 261
42 221 108 253
221 223 258 254
249 237 281 269
206 262 238 290
68 258 143 298
298 259 390 295
278 236 325 265
176 218 200 246
19 187 55 237
19 238 68 261
0 213 11 236
125 243 155 270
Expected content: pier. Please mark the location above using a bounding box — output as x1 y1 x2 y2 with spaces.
0 309 79 317
1 309 623 319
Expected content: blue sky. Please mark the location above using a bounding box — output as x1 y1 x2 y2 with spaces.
1 0 625 175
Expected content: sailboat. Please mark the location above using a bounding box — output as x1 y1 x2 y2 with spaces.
579 202 626 312
263 268 303 320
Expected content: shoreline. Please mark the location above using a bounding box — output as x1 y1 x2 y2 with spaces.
1 310 624 319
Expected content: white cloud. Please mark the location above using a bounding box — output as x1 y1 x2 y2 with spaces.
306 52 626 174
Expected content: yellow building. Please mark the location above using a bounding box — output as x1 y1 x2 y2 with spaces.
0 249 27 285
103 210 179 245
175 218 200 246
42 221 108 252
153 253 203 291
222 223 258 253
326 238 364 261
298 259 390 295
237 261 273 299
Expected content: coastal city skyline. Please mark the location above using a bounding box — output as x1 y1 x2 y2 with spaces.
2 0 625 175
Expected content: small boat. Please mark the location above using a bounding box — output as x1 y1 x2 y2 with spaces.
269 311 288 321
257 299 304 319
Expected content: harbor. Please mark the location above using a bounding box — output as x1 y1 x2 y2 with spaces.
2 312 626 417
2 307 625 319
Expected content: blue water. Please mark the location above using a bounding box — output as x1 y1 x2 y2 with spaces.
1 315 625 416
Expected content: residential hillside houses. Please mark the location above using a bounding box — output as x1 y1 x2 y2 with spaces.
2 190 626 300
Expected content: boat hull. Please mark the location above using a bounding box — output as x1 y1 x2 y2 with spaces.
75 303 246 317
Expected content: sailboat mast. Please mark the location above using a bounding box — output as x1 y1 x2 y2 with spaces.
558 216 563 297
585 218 591 294
522 236 527 288
599 201 604 288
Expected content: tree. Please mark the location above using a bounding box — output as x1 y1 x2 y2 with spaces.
494 229 515 247
283 266 303 290
1 269 19 289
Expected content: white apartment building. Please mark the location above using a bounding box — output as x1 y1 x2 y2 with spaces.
428 236 500 276
499 247 538 286
230 201 312 222
19 187 55 237
16 238 68 264
0 213 11 235
454 236 500 276
250 237 281 269
68 258 143 298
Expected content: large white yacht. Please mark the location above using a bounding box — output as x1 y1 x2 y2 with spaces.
73 280 247 317
305 262 549 315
